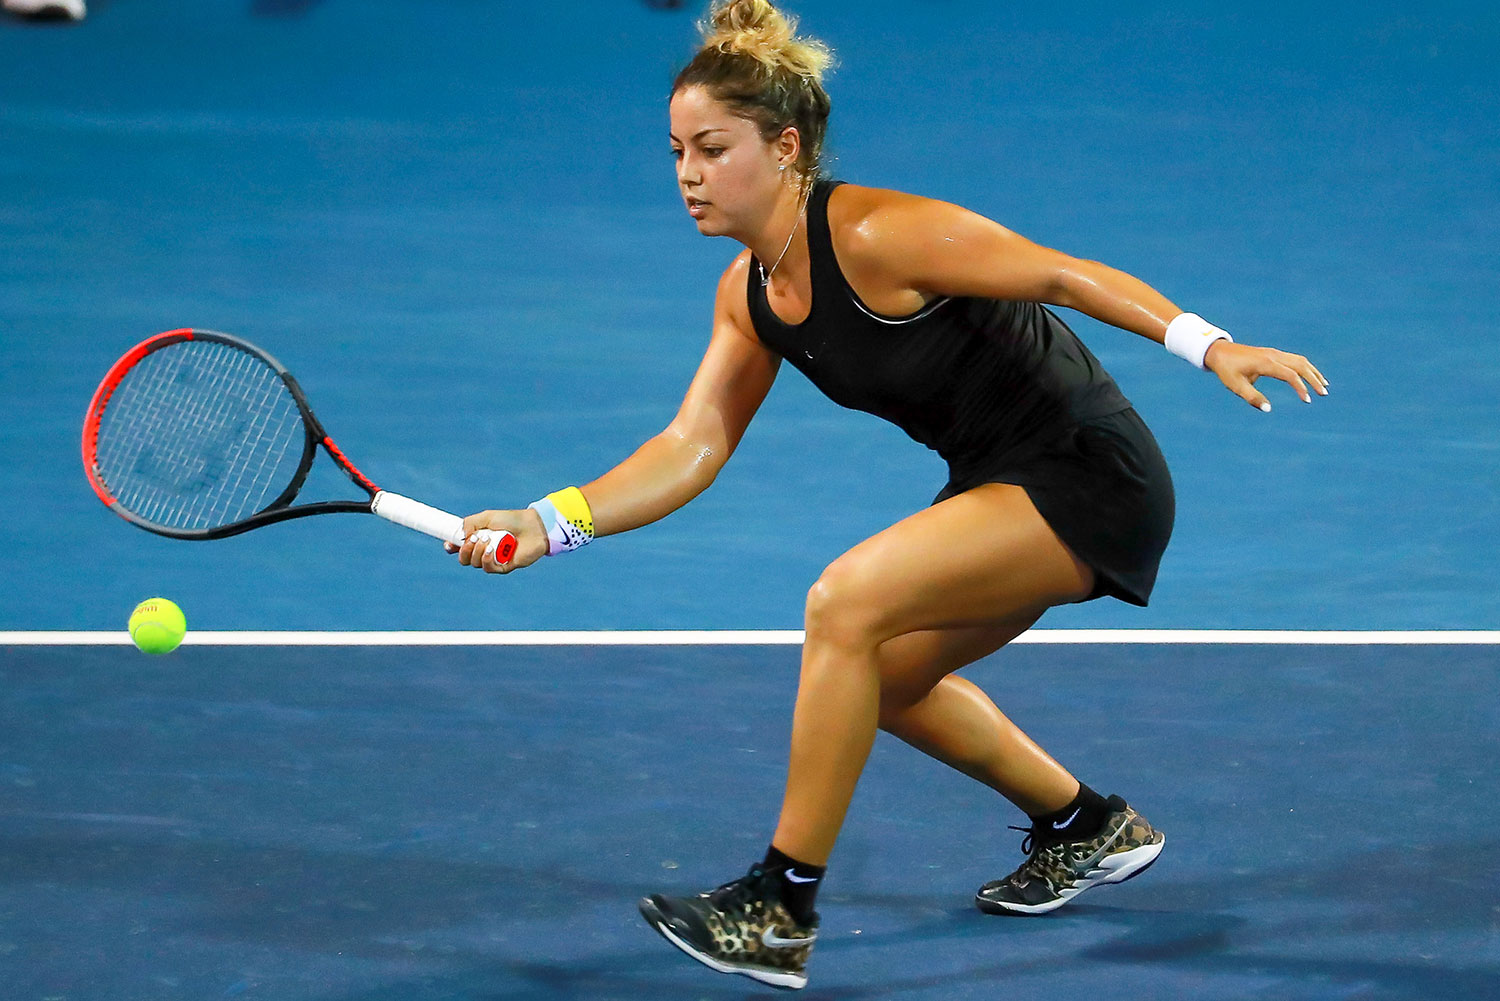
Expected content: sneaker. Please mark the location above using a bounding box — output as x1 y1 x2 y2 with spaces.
975 794 1163 915
4 0 85 20
639 864 818 990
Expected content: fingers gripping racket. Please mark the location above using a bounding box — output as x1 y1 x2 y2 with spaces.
82 329 517 562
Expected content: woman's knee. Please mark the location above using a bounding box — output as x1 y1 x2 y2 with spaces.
804 554 887 650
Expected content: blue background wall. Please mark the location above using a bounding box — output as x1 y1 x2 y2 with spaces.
2 0 1496 630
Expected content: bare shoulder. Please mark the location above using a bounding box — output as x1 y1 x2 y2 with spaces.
826 182 939 223
822 181 1068 306
826 183 982 277
718 246 754 290
713 248 757 337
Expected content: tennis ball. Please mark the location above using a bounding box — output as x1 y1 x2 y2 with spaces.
128 597 186 655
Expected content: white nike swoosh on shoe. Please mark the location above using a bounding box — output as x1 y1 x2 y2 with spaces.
1074 817 1130 873
760 928 817 949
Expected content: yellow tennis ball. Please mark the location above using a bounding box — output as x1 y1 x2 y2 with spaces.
128 597 186 655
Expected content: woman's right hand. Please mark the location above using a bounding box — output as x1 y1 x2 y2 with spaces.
1204 339 1328 412
443 507 550 574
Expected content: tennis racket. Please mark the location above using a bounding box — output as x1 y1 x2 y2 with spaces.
82 328 516 562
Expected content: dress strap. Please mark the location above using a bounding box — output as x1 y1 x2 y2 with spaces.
803 178 844 299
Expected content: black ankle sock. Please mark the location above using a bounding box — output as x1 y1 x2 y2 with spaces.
1030 783 1110 842
762 845 824 924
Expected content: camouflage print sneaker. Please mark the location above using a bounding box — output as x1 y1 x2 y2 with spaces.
639 864 817 990
975 795 1164 915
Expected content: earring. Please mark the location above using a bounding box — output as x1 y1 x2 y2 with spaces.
779 164 787 172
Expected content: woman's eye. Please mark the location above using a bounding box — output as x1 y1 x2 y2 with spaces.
703 147 724 158
670 149 683 159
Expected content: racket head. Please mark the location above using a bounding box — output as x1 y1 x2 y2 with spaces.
83 329 354 539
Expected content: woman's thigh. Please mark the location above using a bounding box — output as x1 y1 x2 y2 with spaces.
809 482 1095 648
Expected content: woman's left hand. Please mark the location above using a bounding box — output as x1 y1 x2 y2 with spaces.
1204 340 1329 412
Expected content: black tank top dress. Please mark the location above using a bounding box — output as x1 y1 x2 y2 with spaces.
747 179 1175 606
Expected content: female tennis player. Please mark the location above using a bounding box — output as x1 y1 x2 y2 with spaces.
449 0 1326 989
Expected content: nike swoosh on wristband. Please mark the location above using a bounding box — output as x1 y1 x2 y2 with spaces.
1052 807 1082 830
761 928 817 949
784 870 818 883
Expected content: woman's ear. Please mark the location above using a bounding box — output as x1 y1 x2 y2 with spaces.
777 125 802 169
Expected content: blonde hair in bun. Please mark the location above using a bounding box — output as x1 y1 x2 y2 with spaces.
701 0 832 85
672 0 835 181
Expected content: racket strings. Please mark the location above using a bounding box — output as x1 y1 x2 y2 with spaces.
94 341 307 531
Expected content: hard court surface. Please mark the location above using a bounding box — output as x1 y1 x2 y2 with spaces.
2 2 1497 999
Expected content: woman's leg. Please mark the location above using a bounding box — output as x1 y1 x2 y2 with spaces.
637 483 1152 985
771 483 1094 865
874 625 1081 816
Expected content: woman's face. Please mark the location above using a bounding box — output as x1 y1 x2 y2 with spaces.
669 85 791 238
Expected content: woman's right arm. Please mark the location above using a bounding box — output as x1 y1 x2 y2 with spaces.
454 251 780 572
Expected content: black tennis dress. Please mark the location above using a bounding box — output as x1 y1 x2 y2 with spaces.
747 178 1175 606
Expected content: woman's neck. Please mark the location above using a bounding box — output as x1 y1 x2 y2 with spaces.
746 180 812 281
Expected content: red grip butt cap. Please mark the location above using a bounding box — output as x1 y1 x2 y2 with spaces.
495 532 518 564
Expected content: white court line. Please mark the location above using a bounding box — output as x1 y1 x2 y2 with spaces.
2 630 1499 645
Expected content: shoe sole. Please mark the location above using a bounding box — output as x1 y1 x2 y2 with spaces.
637 897 808 990
975 833 1165 916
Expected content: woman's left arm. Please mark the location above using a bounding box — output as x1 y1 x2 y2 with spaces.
848 190 1328 411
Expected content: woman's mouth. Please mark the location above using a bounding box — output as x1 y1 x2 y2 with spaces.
687 198 710 218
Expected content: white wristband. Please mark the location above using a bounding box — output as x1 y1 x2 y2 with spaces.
1164 312 1232 370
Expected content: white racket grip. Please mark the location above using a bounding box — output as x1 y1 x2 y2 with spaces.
370 491 516 562
371 490 465 543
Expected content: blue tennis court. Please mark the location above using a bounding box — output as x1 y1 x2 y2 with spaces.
3 639 1497 999
3 0 1497 998
0 639 1494 996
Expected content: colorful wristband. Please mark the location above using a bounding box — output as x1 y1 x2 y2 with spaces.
1164 312 1232 370
528 486 595 556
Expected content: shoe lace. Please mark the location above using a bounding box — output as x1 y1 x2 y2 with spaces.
1006 825 1070 888
1008 824 1039 858
706 864 765 910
